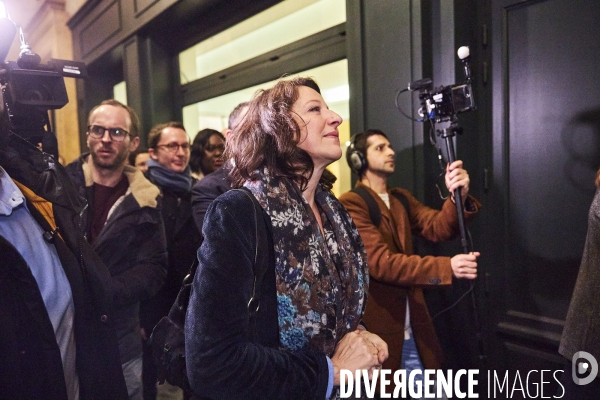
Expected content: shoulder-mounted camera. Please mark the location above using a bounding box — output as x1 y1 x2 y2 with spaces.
0 14 86 156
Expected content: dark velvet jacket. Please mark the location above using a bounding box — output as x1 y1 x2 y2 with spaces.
190 164 231 232
185 189 329 400
66 154 168 363
0 146 128 399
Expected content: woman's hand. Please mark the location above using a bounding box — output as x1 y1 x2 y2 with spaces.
356 326 389 365
331 330 388 385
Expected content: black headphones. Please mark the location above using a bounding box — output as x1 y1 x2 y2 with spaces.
346 133 367 175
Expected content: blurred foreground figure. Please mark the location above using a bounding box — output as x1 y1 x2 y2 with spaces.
0 116 128 399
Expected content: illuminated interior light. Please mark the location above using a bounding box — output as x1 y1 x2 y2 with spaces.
323 84 349 104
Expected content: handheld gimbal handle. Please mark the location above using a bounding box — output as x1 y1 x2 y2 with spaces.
438 123 469 254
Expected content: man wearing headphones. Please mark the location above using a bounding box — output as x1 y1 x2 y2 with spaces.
339 129 480 397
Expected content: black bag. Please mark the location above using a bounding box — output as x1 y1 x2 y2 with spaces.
149 188 269 395
148 260 197 394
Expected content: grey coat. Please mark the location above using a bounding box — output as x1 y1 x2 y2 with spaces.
559 188 600 361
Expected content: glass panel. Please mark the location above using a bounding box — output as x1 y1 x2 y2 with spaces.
179 0 346 84
113 81 127 105
506 0 600 318
182 59 351 196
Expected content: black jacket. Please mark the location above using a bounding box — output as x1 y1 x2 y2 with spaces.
140 172 201 334
185 189 329 400
66 154 168 363
0 146 128 400
191 164 231 232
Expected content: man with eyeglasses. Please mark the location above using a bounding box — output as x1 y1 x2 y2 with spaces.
65 99 167 400
139 121 201 400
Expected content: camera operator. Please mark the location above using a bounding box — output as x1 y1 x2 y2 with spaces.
340 129 481 397
0 116 128 398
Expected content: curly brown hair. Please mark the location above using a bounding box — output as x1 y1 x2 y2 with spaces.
225 77 336 191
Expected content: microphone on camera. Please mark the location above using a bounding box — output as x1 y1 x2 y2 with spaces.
408 78 433 91
457 46 473 83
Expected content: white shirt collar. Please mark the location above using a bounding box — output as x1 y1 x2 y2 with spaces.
0 166 26 216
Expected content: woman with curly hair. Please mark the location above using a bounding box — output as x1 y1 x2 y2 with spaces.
185 77 388 399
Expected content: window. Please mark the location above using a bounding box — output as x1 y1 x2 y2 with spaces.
179 0 346 84
113 81 127 105
179 0 350 195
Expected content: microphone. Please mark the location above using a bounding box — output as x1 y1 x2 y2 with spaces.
457 46 473 83
408 78 433 91
0 17 16 64
43 227 60 243
17 26 41 69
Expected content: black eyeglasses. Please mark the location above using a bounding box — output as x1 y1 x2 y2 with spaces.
156 143 191 153
87 125 130 142
205 143 225 152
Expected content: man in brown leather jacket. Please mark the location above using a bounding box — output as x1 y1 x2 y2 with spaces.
339 129 481 397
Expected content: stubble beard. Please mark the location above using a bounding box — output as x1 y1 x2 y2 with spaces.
90 146 129 171
372 163 395 179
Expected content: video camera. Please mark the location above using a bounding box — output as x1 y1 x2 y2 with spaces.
0 16 86 156
406 46 476 123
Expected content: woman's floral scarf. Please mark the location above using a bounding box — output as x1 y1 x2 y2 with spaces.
245 170 368 357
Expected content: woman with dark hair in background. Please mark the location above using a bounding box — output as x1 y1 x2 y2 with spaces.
184 77 388 399
189 128 225 180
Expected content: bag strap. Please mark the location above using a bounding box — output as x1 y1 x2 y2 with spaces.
232 188 269 317
391 190 411 219
351 186 411 228
352 186 382 227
